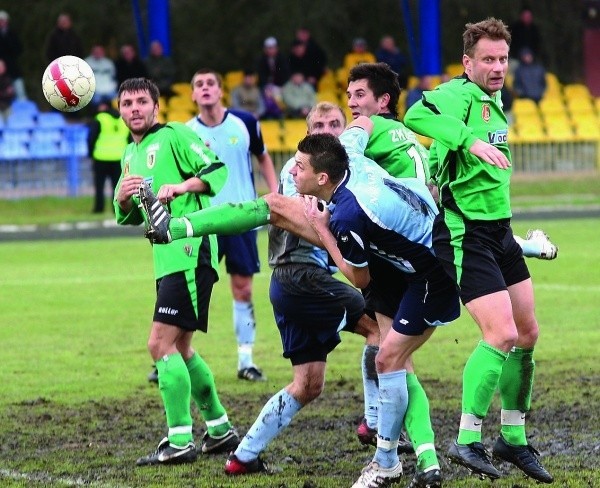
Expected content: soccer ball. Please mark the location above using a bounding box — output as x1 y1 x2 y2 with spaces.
42 56 96 112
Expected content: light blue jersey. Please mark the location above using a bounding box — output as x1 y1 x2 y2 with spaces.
330 127 439 277
187 109 266 205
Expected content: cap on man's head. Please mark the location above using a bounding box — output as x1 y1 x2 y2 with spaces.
0 10 9 20
353 37 367 47
264 37 278 48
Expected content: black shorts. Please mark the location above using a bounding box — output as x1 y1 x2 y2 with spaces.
154 266 217 332
270 264 365 365
433 208 530 304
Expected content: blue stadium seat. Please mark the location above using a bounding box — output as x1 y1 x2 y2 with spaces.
0 140 30 159
37 112 67 128
6 112 36 129
2 127 31 144
29 141 62 159
10 99 39 116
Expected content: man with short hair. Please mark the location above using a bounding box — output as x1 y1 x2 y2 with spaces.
404 17 554 483
187 68 278 382
114 77 239 466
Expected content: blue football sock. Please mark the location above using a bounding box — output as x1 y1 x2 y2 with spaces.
234 300 256 370
362 345 379 428
235 389 302 462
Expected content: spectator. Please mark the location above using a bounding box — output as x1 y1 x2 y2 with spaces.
45 12 84 62
87 97 130 214
513 48 546 103
0 10 26 100
509 7 542 63
260 83 284 120
375 35 409 89
343 37 376 69
256 36 290 89
405 75 432 111
291 27 327 87
230 69 265 119
281 71 316 118
0 58 15 118
85 44 118 107
115 43 148 86
144 39 176 98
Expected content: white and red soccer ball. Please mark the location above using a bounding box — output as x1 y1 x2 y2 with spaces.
42 55 96 112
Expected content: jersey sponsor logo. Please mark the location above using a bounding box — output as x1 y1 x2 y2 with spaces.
488 129 508 145
481 103 491 122
158 306 179 316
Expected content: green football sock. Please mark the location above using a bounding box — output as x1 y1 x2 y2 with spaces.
404 373 439 470
498 347 535 445
457 341 507 445
156 353 193 446
185 352 231 437
170 198 270 240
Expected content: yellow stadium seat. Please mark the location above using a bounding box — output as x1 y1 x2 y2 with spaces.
544 72 562 98
224 70 244 92
572 115 600 140
595 97 600 113
168 96 196 112
544 117 574 141
539 97 565 116
259 120 284 151
282 119 308 151
166 110 193 122
566 97 595 116
563 83 591 99
316 90 339 104
317 70 337 92
445 63 463 78
171 82 192 97
343 52 376 69
512 98 539 117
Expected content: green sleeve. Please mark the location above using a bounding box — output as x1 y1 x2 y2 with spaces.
168 122 228 197
404 81 479 152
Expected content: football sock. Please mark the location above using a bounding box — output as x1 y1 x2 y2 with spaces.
404 373 439 471
234 300 256 370
374 369 407 469
156 353 193 446
185 352 231 437
234 388 302 463
171 198 270 239
514 235 541 258
361 345 379 428
457 341 507 445
498 347 535 446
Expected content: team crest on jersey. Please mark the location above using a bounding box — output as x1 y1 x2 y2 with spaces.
229 136 239 145
481 104 491 122
146 143 159 169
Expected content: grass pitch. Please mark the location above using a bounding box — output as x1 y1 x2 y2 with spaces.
0 219 599 487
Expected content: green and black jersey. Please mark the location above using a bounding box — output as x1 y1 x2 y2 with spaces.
366 114 430 182
114 122 228 279
404 75 511 221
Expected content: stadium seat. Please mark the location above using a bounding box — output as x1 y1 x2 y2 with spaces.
166 110 193 122
282 119 308 151
168 95 196 112
316 90 339 104
1 127 31 144
563 83 591 99
37 112 67 128
29 141 62 159
6 112 35 129
566 97 595 116
573 116 600 140
317 70 337 92
544 118 574 142
512 98 539 117
445 63 463 78
223 70 244 92
544 72 562 98
539 97 565 116
170 82 192 97
259 120 284 152
10 99 39 116
0 140 30 159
